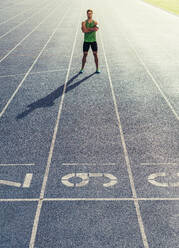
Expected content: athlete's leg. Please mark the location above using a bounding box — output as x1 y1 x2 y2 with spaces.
80 42 89 72
91 42 99 72
81 52 88 70
93 51 98 70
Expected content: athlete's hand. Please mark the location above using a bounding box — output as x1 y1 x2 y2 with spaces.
87 27 98 32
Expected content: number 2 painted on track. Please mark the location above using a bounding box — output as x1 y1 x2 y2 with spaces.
0 173 33 188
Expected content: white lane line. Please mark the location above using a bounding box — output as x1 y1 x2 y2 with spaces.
120 32 179 121
29 3 82 247
23 173 33 188
141 162 177 166
99 32 149 248
0 8 33 26
0 180 21 187
0 0 52 41
0 0 64 63
62 163 97 166
44 198 134 201
0 64 108 78
0 198 39 202
0 0 37 11
0 69 67 78
43 197 179 201
1 197 179 202
0 163 35 166
0 1 25 12
0 3 68 119
62 163 116 166
138 198 179 201
0 0 48 27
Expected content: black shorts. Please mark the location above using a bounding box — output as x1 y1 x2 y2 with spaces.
83 41 98 52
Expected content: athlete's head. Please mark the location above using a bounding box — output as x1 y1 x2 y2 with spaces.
87 9 93 19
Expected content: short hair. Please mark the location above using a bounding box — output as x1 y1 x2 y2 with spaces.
87 9 93 14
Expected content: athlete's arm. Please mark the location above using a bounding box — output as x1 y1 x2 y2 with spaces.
94 21 99 30
81 21 90 33
81 21 98 33
89 21 99 31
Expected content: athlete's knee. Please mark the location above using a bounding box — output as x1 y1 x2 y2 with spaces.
83 52 88 57
93 51 98 57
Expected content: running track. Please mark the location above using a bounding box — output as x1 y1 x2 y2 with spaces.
0 0 179 247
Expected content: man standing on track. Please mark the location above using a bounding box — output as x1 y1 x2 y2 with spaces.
80 9 100 74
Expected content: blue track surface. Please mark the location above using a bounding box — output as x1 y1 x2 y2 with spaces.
0 0 179 247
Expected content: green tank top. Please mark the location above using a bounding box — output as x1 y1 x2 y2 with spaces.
84 20 96 42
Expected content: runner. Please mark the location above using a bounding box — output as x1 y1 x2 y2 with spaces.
80 9 100 73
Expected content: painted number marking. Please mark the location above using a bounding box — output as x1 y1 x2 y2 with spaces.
148 172 179 187
0 173 33 188
61 173 118 188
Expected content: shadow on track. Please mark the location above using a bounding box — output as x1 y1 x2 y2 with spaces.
16 72 96 120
